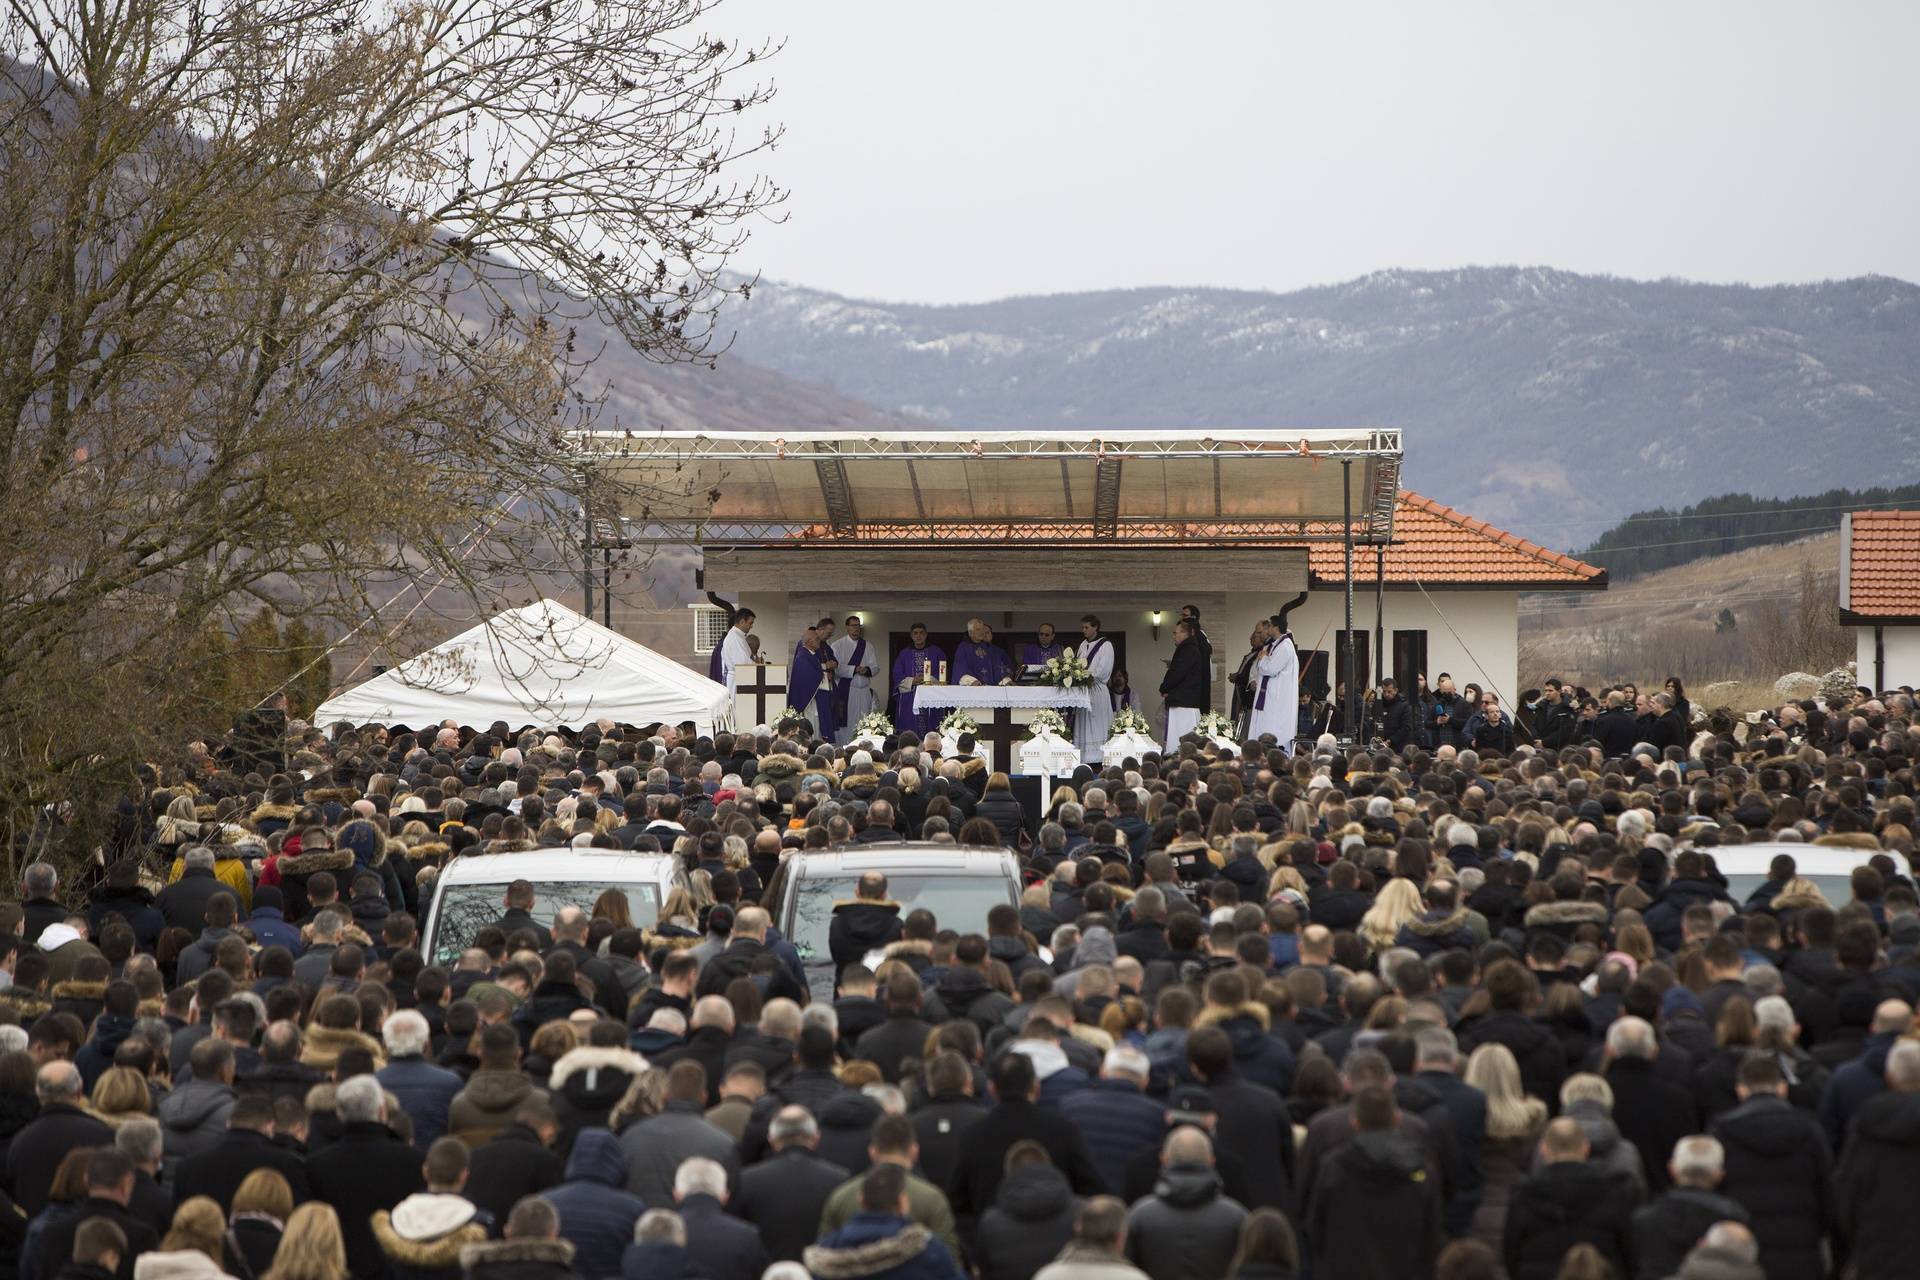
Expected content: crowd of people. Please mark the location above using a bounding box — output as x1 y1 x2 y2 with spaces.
0 672 1917 1280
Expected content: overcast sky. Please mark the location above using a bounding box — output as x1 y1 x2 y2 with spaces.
715 0 1917 304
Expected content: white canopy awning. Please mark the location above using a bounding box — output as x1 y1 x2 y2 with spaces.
314 599 731 733
576 427 1401 546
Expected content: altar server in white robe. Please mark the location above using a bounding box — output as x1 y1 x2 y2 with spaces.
830 614 881 742
720 608 757 695
1074 614 1116 763
1244 617 1300 751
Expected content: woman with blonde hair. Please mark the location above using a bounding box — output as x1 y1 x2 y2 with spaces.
1464 1043 1549 1256
136 1195 237 1278
262 1203 348 1280
230 1168 294 1277
90 1065 153 1126
1358 877 1424 953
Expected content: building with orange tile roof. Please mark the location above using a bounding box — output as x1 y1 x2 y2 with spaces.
1840 511 1920 691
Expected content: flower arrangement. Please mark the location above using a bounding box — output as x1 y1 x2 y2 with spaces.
938 709 980 738
1023 709 1069 739
1111 707 1154 737
1196 711 1238 739
773 707 810 735
1039 651 1093 689
853 711 894 739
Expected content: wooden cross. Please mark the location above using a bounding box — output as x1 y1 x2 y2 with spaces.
975 707 1025 775
737 664 786 727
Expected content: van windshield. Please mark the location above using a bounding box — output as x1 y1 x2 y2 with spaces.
428 881 661 965
788 874 1017 963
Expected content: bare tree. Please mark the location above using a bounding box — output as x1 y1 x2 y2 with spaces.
0 0 780 860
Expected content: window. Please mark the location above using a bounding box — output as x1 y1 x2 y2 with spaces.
426 881 662 965
693 605 729 656
787 874 1017 963
1392 630 1429 694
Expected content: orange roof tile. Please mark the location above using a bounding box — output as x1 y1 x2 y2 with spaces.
778 491 1606 588
1846 511 1920 617
1306 491 1605 587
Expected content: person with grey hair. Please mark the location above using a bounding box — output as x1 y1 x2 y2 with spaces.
621 1207 695 1279
113 1116 171 1233
308 1074 429 1280
6 1060 112 1213
671 1155 766 1280
378 1007 464 1150
1413 1026 1488 1237
20 861 64 943
1668 1221 1763 1280
1060 1046 1167 1195
1630 1134 1750 1280
292 908 345 989
1836 1038 1920 1278
1602 1016 1696 1196
154 845 241 934
735 1104 848 1263
461 1195 574 1280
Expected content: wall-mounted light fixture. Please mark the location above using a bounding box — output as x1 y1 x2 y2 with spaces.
1151 610 1162 640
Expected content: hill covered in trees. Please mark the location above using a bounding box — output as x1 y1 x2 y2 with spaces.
1577 486 1920 579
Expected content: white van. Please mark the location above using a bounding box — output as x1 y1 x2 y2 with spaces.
421 849 683 965
1709 841 1878 908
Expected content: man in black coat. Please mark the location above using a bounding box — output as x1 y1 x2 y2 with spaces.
672 1157 767 1280
1503 1118 1635 1280
547 907 628 1023
487 879 553 950
828 873 905 977
1159 621 1209 746
170 1094 311 1210
304 1076 427 1280
5 1061 113 1214
465 1103 566 1225
853 969 938 1085
732 1105 850 1264
1630 1135 1751 1280
651 996 738 1106
1601 1016 1697 1196
1709 1052 1834 1280
693 907 808 1005
1837 1038 1920 1280
153 848 242 934
1307 1084 1443 1280
33 1148 160 1280
1187 1028 1293 1213
1373 679 1417 751
1460 961 1566 1108
945 1053 1104 1231
1592 692 1640 759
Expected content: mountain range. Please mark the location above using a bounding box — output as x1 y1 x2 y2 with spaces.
683 267 1920 549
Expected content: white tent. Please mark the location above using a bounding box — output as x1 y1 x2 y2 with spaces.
314 599 732 734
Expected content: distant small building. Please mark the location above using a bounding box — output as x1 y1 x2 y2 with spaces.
1839 511 1920 691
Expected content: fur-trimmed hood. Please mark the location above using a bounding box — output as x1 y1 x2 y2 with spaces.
373 1201 488 1266
1522 900 1611 928
881 938 933 961
548 1045 648 1092
274 847 354 877
806 1221 936 1279
299 1023 386 1069
1194 1001 1271 1032
640 928 701 952
756 752 808 779
302 786 361 803
51 980 106 1002
1403 907 1476 937
250 803 299 824
406 841 452 861
459 1238 577 1271
957 755 988 779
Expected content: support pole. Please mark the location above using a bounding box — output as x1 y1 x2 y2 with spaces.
603 546 613 628
1343 460 1357 740
582 496 595 619
1374 545 1386 688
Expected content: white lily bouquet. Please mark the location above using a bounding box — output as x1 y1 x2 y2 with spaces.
1196 711 1237 738
1111 707 1154 737
1023 709 1069 739
1040 651 1093 689
938 709 980 738
854 711 895 739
